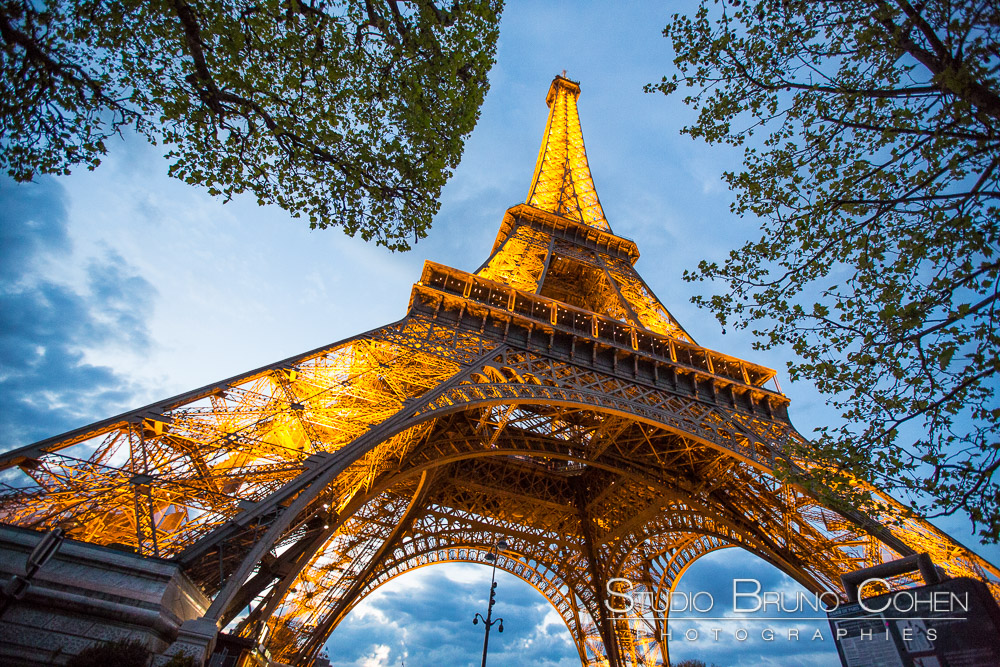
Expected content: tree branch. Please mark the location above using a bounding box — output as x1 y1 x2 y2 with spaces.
877 0 1000 121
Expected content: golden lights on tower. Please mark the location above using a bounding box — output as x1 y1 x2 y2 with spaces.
0 75 997 667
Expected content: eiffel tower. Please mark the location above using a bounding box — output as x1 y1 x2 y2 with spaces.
1 75 998 667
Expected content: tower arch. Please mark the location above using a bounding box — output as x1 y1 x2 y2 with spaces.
0 74 997 667
297 546 596 665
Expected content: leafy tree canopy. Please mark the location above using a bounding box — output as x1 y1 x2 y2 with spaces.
650 0 999 541
0 0 501 250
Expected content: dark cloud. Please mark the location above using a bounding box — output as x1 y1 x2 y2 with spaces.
0 178 70 282
324 565 579 667
323 549 845 667
670 549 840 666
0 178 157 450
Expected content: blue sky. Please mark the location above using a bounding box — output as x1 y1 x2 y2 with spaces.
1 2 996 666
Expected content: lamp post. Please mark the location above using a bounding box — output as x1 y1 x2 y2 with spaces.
472 539 508 667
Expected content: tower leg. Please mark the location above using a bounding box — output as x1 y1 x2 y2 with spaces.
575 480 624 667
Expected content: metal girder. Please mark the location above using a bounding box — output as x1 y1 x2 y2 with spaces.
2 74 999 667
3 309 998 665
575 479 624 667
526 76 609 231
292 469 438 661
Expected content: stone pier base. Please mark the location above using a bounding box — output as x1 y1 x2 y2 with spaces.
0 524 209 666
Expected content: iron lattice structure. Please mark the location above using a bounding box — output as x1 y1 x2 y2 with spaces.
1 76 998 666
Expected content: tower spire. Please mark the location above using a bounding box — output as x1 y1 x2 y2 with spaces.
2 75 997 667
525 75 610 231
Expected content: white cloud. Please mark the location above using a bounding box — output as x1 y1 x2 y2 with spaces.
7 2 999 667
358 644 391 667
441 562 489 585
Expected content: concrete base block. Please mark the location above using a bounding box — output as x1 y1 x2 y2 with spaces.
0 524 210 666
154 618 220 666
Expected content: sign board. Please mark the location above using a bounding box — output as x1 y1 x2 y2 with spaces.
828 577 1000 666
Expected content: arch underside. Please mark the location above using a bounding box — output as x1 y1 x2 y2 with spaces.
1 318 998 666
229 399 904 666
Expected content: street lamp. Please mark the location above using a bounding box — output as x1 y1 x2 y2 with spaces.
472 539 508 667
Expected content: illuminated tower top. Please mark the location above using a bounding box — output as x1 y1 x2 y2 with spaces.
467 74 694 341
525 75 610 231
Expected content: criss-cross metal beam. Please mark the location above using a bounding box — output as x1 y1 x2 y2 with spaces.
1 74 998 667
